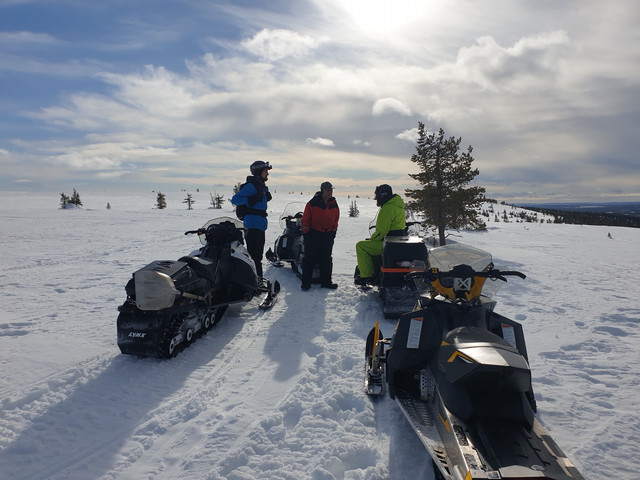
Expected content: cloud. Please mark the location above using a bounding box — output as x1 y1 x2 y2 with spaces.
372 98 412 116
306 137 335 147
0 31 61 47
241 29 323 61
3 2 640 200
450 31 571 91
395 128 418 143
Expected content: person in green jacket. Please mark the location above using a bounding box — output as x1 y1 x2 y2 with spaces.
355 184 406 285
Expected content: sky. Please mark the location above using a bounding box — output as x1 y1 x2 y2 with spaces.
1 0 639 202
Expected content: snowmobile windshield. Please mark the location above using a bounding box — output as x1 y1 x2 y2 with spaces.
198 217 244 245
428 243 493 272
279 202 305 229
368 211 378 235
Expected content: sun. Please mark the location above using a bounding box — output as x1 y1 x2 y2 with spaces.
338 0 430 33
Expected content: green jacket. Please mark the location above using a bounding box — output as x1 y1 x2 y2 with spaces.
370 194 406 242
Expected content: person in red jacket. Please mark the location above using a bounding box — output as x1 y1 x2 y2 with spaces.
301 181 340 290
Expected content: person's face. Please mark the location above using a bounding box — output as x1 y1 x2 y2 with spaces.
261 168 269 180
322 187 332 200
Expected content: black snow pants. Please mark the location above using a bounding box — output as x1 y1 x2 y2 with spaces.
245 228 265 278
301 230 334 286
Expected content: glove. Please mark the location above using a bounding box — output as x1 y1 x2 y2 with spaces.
248 192 262 206
265 191 272 202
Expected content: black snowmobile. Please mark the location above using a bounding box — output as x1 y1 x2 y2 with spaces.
265 202 320 282
354 217 429 318
364 243 584 480
117 217 279 358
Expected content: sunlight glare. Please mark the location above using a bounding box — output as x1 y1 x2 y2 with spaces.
340 0 430 33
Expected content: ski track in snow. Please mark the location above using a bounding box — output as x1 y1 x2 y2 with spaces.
1 192 639 480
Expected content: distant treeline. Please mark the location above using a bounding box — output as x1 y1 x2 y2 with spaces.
518 206 640 228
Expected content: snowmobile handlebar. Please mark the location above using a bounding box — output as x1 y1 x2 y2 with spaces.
406 265 526 283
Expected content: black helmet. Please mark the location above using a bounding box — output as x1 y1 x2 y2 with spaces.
250 160 272 176
374 184 393 206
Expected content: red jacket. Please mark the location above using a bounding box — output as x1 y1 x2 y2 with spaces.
302 192 339 234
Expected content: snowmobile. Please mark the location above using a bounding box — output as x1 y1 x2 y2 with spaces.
117 217 280 358
364 243 584 480
354 218 429 318
265 202 320 282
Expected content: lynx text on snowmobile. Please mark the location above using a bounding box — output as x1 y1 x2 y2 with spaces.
354 217 429 318
364 243 584 480
265 202 321 283
117 217 280 358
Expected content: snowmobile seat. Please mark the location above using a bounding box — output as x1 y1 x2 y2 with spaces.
386 307 445 398
178 255 217 283
436 326 535 428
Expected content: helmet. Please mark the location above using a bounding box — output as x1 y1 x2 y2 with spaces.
250 161 272 176
374 184 393 206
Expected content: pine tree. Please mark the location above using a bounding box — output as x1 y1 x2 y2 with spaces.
60 193 69 207
210 193 225 209
405 123 486 245
183 193 195 210
348 200 360 218
156 192 167 209
70 188 82 206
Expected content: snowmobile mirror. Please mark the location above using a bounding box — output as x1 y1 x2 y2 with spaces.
135 270 180 311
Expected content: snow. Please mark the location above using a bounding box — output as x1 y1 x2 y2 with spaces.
0 190 638 480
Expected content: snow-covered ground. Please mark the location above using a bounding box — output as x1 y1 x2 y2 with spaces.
0 190 638 480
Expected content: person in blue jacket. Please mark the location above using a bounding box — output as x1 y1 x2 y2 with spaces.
231 161 273 278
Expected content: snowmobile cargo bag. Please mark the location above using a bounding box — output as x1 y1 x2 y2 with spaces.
134 260 190 283
382 236 428 269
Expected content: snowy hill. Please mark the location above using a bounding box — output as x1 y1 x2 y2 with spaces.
0 191 638 480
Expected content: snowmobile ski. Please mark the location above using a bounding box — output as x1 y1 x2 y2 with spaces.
364 321 386 396
265 248 284 267
257 279 280 309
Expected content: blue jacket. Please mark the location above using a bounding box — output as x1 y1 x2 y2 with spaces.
231 176 271 231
